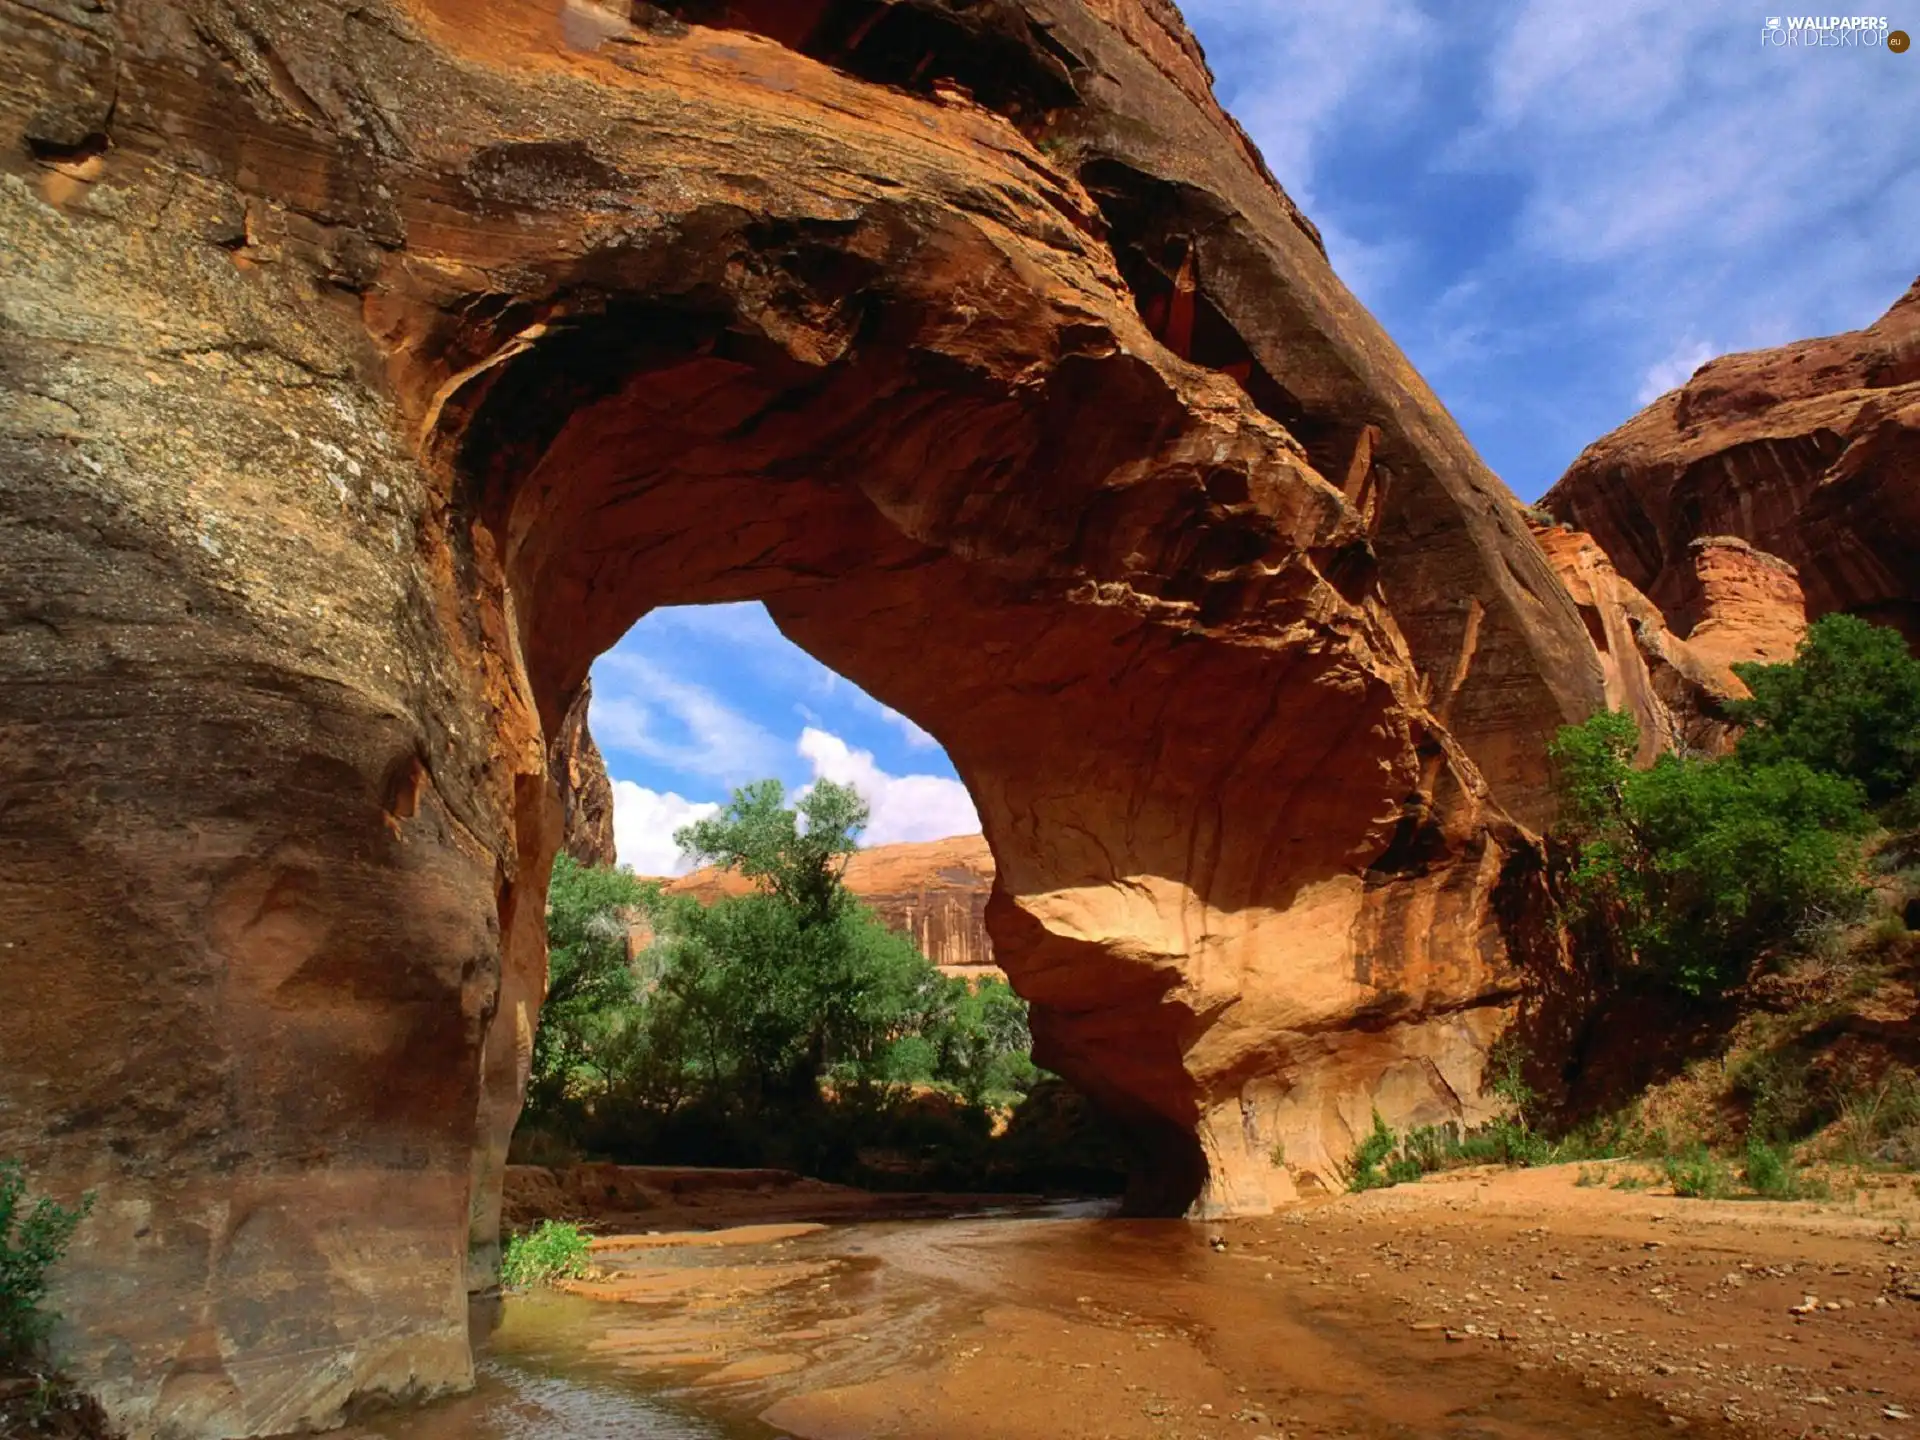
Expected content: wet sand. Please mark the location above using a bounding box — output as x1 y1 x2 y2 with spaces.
349 1165 1920 1440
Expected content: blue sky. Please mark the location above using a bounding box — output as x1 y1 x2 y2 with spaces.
592 605 978 873
594 1 1919 871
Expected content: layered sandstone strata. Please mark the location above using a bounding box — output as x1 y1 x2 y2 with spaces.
661 834 1000 977
1525 518 1804 759
1546 277 1920 646
2 2 1606 1435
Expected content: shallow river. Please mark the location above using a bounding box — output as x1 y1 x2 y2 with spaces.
349 1204 1743 1440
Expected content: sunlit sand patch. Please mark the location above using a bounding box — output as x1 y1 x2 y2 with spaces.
590 1222 827 1252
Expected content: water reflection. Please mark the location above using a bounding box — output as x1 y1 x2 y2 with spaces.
356 1292 778 1440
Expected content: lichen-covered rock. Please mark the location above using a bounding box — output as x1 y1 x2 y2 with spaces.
1 2 1604 1434
1546 276 1920 647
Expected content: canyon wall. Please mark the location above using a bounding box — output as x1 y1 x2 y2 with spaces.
1545 276 1920 647
552 681 617 867
1526 518 1804 760
2 1 1610 1435
662 834 1000 978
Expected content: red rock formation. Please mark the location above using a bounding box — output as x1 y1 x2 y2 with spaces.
662 834 999 977
2 2 1607 1434
553 680 617 866
1676 537 1807 673
1525 518 1805 759
1545 277 1920 647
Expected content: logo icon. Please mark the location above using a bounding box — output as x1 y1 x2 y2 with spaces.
1890 27 1912 49
1766 15 1782 26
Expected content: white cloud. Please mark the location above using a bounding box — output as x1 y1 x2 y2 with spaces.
1635 334 1717 404
1461 1 1920 340
1188 0 1437 190
1183 0 1438 305
590 652 785 785
797 728 978 846
877 705 939 751
610 780 719 876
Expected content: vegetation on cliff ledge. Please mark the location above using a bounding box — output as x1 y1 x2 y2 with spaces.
1 1162 90 1364
1347 616 1920 1197
0 1163 112 1440
1551 614 1919 997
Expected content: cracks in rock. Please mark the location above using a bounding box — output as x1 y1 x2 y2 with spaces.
155 338 353 384
646 1 1083 134
1075 158 1357 489
187 0 330 128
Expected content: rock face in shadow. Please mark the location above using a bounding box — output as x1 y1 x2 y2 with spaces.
1545 276 1920 648
663 835 1000 977
553 681 616 866
2 1 1605 1434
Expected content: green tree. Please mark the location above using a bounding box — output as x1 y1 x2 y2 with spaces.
526 855 656 1118
1550 710 1868 996
517 777 1047 1184
676 778 868 925
934 978 1038 1102
1730 613 1920 806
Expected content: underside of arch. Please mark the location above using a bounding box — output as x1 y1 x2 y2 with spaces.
1 1 1603 1435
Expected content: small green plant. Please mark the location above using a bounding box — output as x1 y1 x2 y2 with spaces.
1741 1135 1808 1199
1835 1071 1920 1165
1664 1145 1735 1200
1 1160 92 1360
1267 1140 1286 1169
1612 1171 1653 1191
1345 1112 1400 1193
499 1220 592 1289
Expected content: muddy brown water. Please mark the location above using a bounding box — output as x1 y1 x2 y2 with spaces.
348 1204 1751 1439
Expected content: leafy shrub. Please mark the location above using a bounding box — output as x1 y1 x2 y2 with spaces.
1730 614 1920 807
1345 1112 1400 1192
1 1161 92 1360
1664 1145 1735 1199
500 1220 591 1289
1732 1048 1829 1142
1741 1136 1820 1199
1550 709 1870 995
1836 1070 1920 1166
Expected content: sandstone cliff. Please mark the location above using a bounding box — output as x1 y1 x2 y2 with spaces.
553 680 616 866
658 833 999 977
1525 518 1805 760
1545 276 1920 647
2 2 1609 1435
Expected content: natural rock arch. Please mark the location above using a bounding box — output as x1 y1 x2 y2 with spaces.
2 1 1610 1435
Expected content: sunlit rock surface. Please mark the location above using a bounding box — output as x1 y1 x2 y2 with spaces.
1546 276 1920 648
1 1 1613 1434
662 834 999 979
